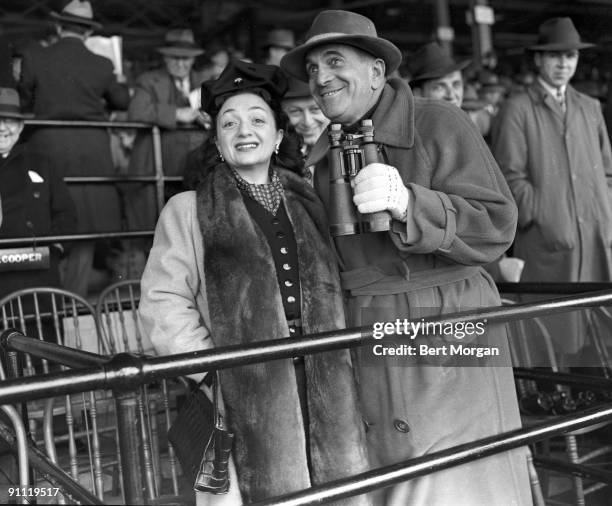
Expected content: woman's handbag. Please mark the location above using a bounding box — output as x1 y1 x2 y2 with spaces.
167 372 234 493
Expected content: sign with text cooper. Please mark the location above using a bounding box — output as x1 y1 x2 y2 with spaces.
0 247 50 272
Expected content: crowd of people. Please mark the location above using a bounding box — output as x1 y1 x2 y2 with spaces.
1 1 612 504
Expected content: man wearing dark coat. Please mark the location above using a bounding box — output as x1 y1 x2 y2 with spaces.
281 10 532 506
492 18 612 360
127 28 207 232
18 0 129 297
0 87 76 300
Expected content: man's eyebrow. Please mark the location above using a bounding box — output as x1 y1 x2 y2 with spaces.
306 49 344 63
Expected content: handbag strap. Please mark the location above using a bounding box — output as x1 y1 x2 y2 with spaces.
212 371 224 429
193 372 225 430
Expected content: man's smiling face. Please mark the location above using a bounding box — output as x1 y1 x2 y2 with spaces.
305 44 384 126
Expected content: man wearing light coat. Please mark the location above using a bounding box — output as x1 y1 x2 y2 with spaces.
492 17 612 358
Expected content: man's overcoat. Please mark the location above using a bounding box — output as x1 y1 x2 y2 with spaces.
0 144 76 298
127 69 206 230
19 37 129 232
492 82 612 283
492 82 612 355
308 78 532 506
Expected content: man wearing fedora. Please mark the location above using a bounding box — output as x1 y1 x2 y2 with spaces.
281 9 531 506
492 18 612 359
127 28 207 233
0 86 76 300
18 0 129 297
408 41 470 108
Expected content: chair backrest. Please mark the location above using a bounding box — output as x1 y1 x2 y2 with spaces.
95 279 182 498
0 287 115 501
95 279 152 355
0 287 108 374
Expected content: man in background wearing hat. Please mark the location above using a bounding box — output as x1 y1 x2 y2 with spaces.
262 28 295 67
127 28 208 235
18 0 129 297
408 41 470 108
281 76 329 183
0 86 76 300
281 10 531 506
492 17 612 362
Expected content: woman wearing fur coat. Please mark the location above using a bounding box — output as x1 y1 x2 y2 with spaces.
139 60 370 505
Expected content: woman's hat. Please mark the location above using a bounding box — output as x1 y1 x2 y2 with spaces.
280 10 402 82
408 42 471 84
50 0 102 30
528 17 594 51
283 76 313 100
157 29 204 58
0 87 32 119
262 29 295 50
201 59 288 116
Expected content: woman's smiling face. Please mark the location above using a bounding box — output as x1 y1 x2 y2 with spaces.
215 92 282 176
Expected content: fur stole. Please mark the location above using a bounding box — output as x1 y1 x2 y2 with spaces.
196 165 370 504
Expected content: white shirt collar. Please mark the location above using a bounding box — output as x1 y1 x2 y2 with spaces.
538 76 566 99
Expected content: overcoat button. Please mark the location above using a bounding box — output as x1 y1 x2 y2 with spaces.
276 231 285 239
393 419 410 433
271 218 280 225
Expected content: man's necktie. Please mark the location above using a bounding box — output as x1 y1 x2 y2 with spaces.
175 78 190 100
557 88 566 114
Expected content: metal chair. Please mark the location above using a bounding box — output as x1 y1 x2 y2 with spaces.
0 287 118 502
96 279 183 500
0 359 30 505
503 299 612 506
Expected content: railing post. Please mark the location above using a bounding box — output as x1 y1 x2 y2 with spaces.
151 126 165 215
114 390 145 504
105 352 149 504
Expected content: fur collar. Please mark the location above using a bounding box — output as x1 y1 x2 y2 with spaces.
196 165 370 504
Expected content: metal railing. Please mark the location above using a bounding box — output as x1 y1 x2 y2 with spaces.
1 289 612 504
0 118 204 247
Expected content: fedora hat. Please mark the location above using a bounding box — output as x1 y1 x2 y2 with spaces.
157 29 204 58
262 29 295 50
201 59 288 116
528 17 594 51
50 0 102 30
0 87 32 119
283 76 313 100
408 42 470 84
280 10 402 81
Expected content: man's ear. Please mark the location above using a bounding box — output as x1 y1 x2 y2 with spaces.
533 52 542 70
371 58 386 90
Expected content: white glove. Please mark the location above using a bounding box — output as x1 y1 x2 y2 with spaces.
353 163 409 221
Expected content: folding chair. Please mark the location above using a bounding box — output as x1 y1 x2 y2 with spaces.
0 287 118 501
503 299 612 506
96 279 184 499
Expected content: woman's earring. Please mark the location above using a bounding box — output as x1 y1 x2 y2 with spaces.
274 144 279 155
218 150 225 162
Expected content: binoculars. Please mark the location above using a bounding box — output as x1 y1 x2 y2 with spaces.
327 119 392 236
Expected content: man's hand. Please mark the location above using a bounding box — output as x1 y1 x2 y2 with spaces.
353 163 409 221
176 107 199 124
